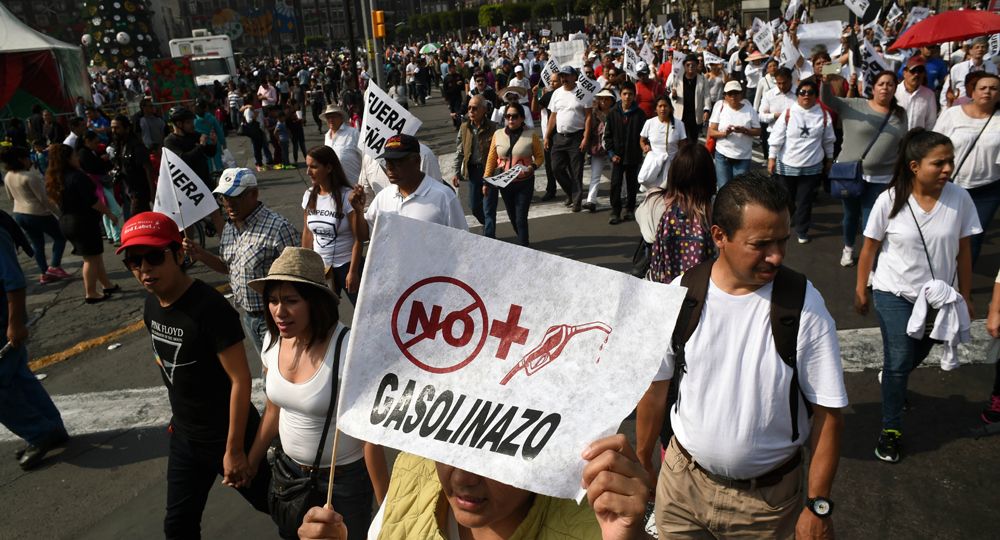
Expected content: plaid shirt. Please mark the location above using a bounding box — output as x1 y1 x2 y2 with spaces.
220 203 299 313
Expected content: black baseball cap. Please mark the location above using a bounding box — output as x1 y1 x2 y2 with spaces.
377 134 420 160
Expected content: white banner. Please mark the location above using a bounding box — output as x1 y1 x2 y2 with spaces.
484 165 529 188
752 17 764 36
671 51 686 81
663 21 676 40
860 38 890 99
639 42 655 66
844 0 871 19
727 33 741 53
905 6 931 28
753 26 774 54
780 33 801 69
702 50 726 67
574 73 599 104
357 83 422 160
784 0 802 21
540 29 551 37
540 59 561 88
886 3 903 23
336 214 685 500
796 21 845 60
609 36 624 50
624 45 640 79
153 148 217 230
549 40 586 70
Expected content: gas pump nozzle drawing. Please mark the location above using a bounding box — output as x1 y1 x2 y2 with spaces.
499 322 613 385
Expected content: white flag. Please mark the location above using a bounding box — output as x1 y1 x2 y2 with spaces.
154 148 217 230
639 42 655 66
624 45 640 80
753 26 774 54
784 0 802 21
702 50 726 67
780 33 801 69
752 17 764 36
727 33 741 53
664 21 676 40
844 0 872 19
860 39 890 99
357 83 422 160
886 3 903 23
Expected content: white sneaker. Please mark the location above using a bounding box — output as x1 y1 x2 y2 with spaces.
840 246 855 267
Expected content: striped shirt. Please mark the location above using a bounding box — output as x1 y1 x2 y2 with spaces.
219 203 299 313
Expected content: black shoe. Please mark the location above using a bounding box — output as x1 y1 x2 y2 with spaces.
102 284 121 295
14 444 28 460
609 215 622 225
623 211 635 221
85 293 112 304
874 429 902 463
18 430 68 471
583 202 597 213
540 193 556 202
572 201 582 213
563 198 574 207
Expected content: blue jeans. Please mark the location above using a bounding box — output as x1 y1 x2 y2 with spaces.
242 310 268 354
842 182 887 248
14 213 66 275
102 186 122 242
0 344 65 446
467 162 498 238
500 178 533 246
965 180 1000 265
713 153 751 189
873 291 935 431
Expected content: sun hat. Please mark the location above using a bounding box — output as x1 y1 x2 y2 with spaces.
322 104 346 117
595 88 616 99
248 247 336 298
116 212 183 254
724 80 743 93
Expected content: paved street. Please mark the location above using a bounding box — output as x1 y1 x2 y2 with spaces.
1 94 998 539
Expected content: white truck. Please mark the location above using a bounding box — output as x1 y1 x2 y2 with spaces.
168 30 237 87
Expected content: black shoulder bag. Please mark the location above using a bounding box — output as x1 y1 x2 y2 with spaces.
829 107 892 200
268 326 350 535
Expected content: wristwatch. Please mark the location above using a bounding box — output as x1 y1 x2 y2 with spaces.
806 497 834 518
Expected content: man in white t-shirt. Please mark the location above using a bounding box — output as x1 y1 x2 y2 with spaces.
544 66 592 212
364 135 468 231
757 68 796 161
358 143 443 207
322 104 362 183
638 173 847 539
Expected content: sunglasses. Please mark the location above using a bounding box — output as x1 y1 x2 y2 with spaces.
123 248 171 270
797 90 818 96
907 66 926 74
505 114 522 119
725 91 742 96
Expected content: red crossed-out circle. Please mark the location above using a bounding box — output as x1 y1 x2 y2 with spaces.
391 276 489 374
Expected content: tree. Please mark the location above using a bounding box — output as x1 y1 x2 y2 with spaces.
479 5 504 27
80 0 161 68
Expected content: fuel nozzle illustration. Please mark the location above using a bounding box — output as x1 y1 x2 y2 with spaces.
500 322 612 385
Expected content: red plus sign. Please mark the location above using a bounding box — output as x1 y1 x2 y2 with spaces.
489 304 530 360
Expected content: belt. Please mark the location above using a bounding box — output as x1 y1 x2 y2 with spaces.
297 462 331 474
675 440 801 490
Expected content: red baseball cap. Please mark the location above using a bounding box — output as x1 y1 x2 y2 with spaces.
116 212 183 254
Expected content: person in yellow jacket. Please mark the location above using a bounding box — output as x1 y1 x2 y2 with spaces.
296 434 653 540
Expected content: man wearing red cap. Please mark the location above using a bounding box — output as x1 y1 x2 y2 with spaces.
117 212 270 539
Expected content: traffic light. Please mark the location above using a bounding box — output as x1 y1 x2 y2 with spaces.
373 10 385 39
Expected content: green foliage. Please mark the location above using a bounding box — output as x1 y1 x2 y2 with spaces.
478 5 504 27
532 1 555 20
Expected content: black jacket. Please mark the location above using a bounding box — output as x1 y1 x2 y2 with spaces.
603 103 645 166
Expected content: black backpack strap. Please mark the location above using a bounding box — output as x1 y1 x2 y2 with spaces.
309 326 350 477
669 261 714 411
770 267 810 442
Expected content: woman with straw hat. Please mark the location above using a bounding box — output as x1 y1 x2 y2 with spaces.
245 247 388 539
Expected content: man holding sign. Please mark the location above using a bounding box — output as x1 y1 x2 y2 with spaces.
545 66 593 212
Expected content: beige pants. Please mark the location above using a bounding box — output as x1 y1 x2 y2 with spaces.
654 437 803 539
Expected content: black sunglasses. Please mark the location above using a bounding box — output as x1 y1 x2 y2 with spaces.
505 114 522 119
797 89 818 96
907 65 926 74
123 248 171 270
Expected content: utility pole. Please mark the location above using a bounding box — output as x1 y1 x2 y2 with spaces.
360 0 373 73
343 0 360 99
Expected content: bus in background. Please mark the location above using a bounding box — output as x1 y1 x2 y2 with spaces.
168 30 237 87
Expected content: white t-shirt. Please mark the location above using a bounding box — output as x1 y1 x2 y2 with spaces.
654 278 847 479
324 126 363 184
949 59 997 98
932 106 1000 189
865 183 982 302
548 87 590 134
263 324 364 468
640 117 685 157
709 100 761 160
767 103 835 169
302 187 354 268
358 144 442 206
365 175 468 231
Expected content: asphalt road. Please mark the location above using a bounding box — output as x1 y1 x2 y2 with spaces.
0 93 998 539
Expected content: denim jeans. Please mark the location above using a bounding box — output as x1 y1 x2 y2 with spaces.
500 178 533 246
873 291 936 431
776 173 824 238
14 213 66 275
588 154 608 204
965 180 1000 265
164 410 270 540
102 186 122 242
842 181 887 248
467 162 498 238
713 153 751 189
242 310 268 354
0 344 65 446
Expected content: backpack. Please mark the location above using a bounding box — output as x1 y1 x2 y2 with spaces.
661 260 812 446
647 203 714 284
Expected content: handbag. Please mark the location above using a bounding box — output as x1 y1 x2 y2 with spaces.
829 108 892 200
951 111 995 180
907 203 945 344
267 327 350 534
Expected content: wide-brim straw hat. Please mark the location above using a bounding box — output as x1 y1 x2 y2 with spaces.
248 247 337 299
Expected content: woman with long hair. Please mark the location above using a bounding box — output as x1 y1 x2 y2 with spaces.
644 144 717 284
483 103 544 246
1 145 70 284
640 95 687 189
821 70 908 267
301 145 367 305
45 143 118 303
854 129 980 464
246 248 387 539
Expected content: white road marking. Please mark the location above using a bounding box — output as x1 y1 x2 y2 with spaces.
3 323 997 443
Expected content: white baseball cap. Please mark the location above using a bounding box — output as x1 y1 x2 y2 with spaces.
214 168 258 197
514 65 524 73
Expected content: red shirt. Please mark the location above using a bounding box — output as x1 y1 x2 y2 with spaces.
635 78 663 118
657 62 673 85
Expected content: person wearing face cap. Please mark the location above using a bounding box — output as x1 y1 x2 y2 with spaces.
508 64 532 99
634 62 663 119
545 65 593 212
322 104 362 183
490 88 535 128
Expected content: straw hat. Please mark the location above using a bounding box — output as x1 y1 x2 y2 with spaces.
248 247 336 298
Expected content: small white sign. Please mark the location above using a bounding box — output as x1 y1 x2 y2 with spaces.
357 83 422 160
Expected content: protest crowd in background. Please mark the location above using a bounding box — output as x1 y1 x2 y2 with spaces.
3 1 1000 539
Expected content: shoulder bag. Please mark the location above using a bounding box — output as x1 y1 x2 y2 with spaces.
951 111 995 180
267 326 350 534
906 202 946 344
829 107 892 200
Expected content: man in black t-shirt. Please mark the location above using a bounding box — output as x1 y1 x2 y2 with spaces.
110 115 154 220
116 212 270 540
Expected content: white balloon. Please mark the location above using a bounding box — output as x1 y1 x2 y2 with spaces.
116 32 130 45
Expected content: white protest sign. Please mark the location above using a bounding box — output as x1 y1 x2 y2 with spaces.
780 33 800 69
574 73 599 104
873 24 888 47
702 50 726 67
336 214 685 500
624 45 640 79
860 38 889 99
753 26 774 54
549 40 586 70
784 0 802 21
640 42 655 66
727 33 741 53
886 3 903 23
905 6 930 28
752 17 764 35
770 18 782 32
796 21 845 60
671 51 686 81
540 29 551 37
357 81 422 160
153 148 217 229
989 34 1000 61
664 20 676 40
540 58 561 86
484 165 529 188
844 0 871 19
716 30 726 48
609 36 624 50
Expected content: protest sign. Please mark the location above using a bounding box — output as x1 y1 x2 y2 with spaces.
574 73 599 104
663 20 676 40
484 165 529 188
154 148 217 230
540 29 551 37
785 0 802 21
905 6 930 28
336 214 686 500
727 33 741 53
752 17 764 36
671 51 686 81
886 2 903 23
549 39 586 70
702 50 726 67
640 42 655 66
357 83 422 160
780 33 801 69
844 0 870 19
859 39 889 99
624 45 640 79
753 26 774 54
770 18 782 32
796 21 845 59
540 58 561 86
990 34 1000 61
609 36 624 50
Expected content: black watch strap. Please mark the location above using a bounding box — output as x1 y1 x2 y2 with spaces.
807 497 834 517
